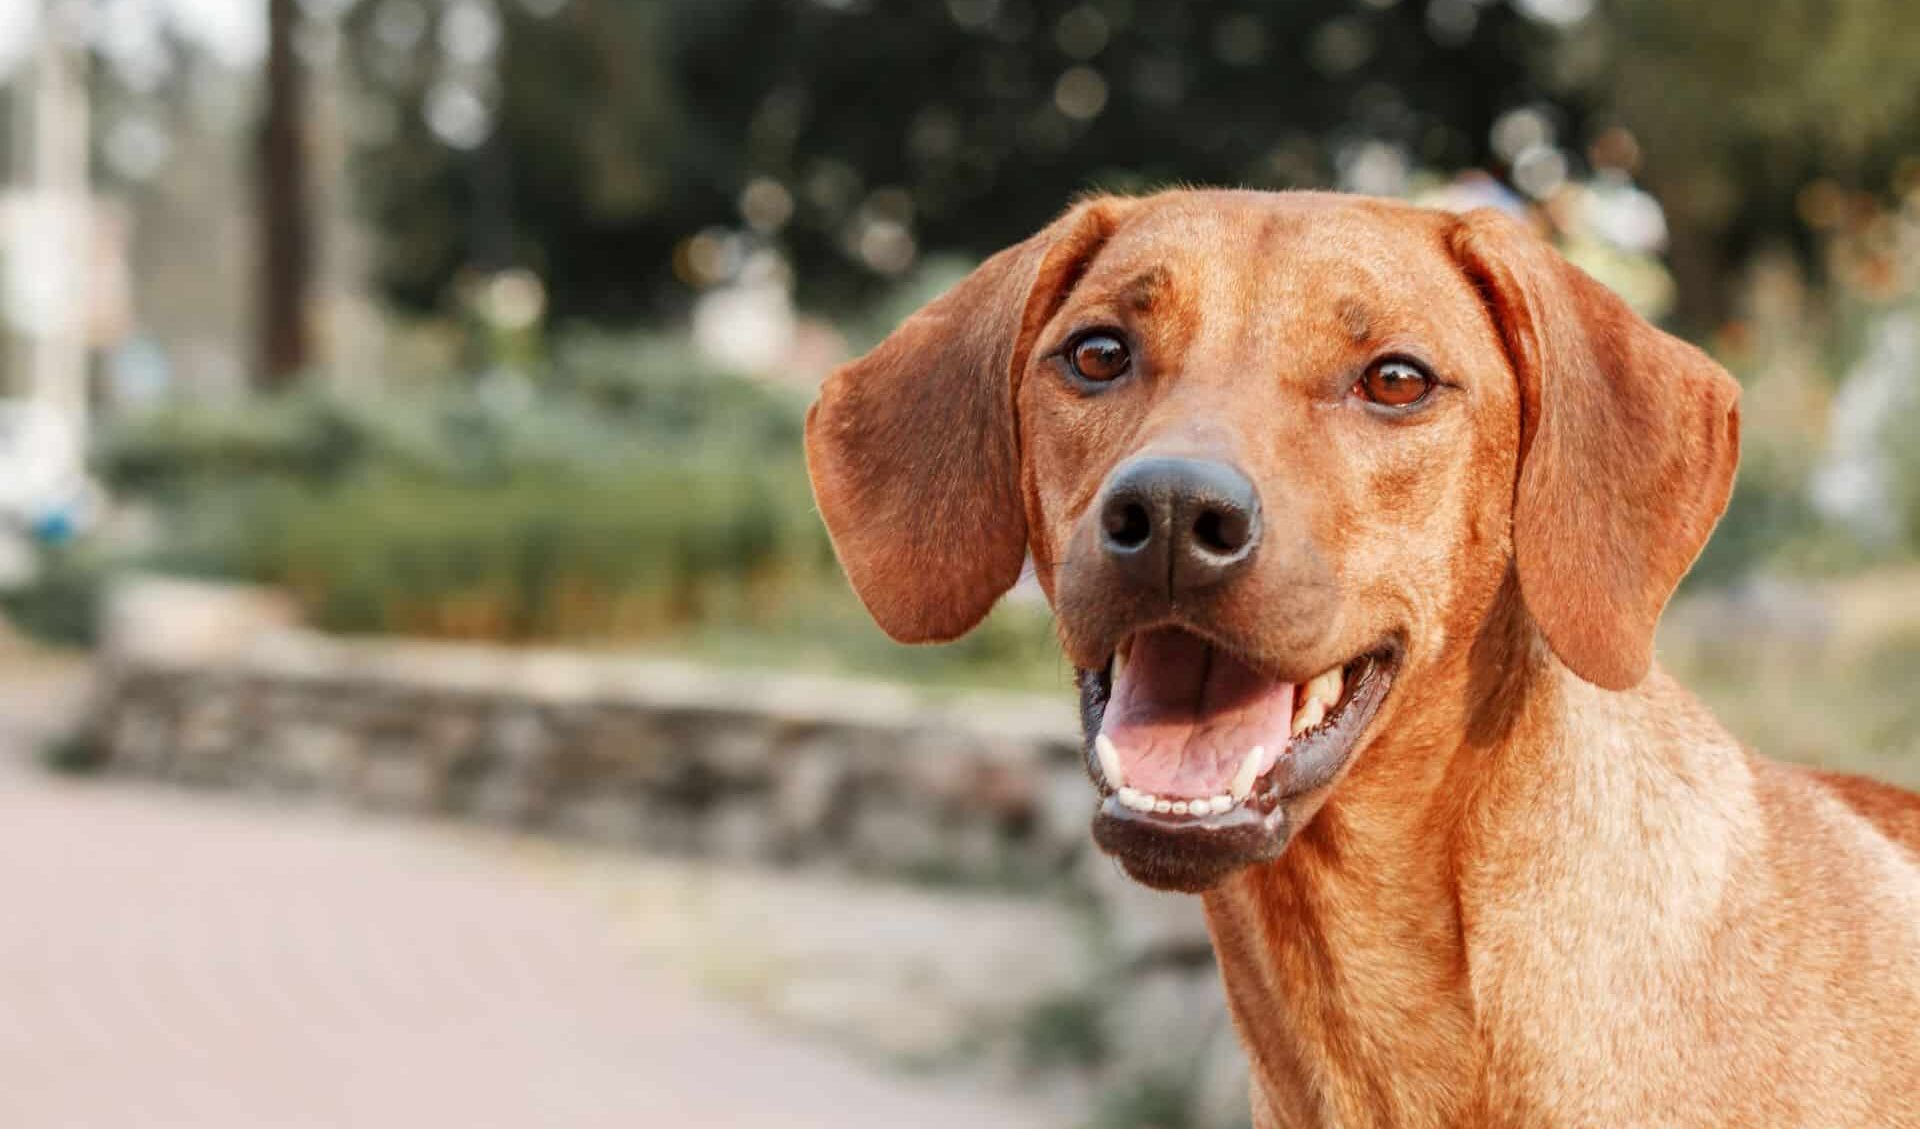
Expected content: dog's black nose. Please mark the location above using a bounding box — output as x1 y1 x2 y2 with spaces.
1097 456 1260 597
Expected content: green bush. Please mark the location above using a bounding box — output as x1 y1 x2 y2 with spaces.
1017 990 1109 1072
204 457 819 641
1688 433 1826 588
97 392 385 498
40 730 107 775
549 332 809 451
99 342 836 643
1095 1072 1204 1129
0 547 108 647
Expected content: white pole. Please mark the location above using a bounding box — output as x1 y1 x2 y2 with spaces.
18 0 90 440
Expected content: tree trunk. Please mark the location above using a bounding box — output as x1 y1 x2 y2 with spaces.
1643 166 1734 340
258 0 311 388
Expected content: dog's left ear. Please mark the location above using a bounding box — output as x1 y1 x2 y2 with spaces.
807 197 1134 643
1450 208 1741 691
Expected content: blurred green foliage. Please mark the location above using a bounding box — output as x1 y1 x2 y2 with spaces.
330 0 1920 341
100 344 824 643
1017 990 1110 1073
1095 1073 1207 1129
87 339 1074 688
345 0 1559 319
1563 0 1920 328
39 729 108 776
1666 621 1920 793
1686 394 1827 589
176 463 804 641
0 547 108 648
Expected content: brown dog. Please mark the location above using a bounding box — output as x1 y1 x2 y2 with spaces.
805 190 1920 1127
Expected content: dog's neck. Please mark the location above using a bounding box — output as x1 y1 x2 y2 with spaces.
1201 588 1755 1128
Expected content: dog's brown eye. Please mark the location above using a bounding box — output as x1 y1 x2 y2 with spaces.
1069 333 1131 382
1356 358 1434 408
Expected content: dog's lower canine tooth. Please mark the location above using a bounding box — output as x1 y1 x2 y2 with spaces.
1209 795 1234 815
1231 746 1264 800
1095 734 1127 789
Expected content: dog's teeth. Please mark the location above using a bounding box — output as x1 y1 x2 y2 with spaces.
1095 734 1128 789
1112 648 1128 686
1118 788 1244 816
1290 668 1342 736
1230 746 1264 801
1290 699 1326 737
1305 666 1344 710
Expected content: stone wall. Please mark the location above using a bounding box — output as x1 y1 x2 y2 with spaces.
88 627 1098 888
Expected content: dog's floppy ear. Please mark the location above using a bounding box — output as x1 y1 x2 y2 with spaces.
806 197 1133 643
1450 208 1741 690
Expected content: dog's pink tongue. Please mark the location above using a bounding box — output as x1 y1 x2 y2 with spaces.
1101 628 1294 798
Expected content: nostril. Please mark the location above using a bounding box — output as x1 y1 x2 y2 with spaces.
1097 457 1259 592
1104 500 1153 550
1193 507 1251 556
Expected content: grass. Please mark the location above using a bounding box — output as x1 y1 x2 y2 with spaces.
648 592 1076 695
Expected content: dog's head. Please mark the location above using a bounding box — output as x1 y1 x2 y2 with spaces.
806 190 1739 891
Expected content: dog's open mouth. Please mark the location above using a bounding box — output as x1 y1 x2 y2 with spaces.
1080 628 1400 826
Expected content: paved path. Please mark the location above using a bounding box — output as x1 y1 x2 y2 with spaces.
0 659 1056 1128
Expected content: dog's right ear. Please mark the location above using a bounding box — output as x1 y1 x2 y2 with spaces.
806 197 1133 643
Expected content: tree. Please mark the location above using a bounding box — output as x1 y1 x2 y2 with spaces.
259 0 313 385
1554 0 1920 333
343 0 1564 324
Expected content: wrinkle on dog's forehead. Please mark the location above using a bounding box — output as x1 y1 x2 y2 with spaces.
1075 195 1480 375
1337 299 1374 344
1121 266 1172 313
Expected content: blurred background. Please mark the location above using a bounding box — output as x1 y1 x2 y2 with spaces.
1 0 1919 1125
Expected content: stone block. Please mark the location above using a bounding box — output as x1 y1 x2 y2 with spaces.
355 748 441 812
704 797 778 863
270 721 358 794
